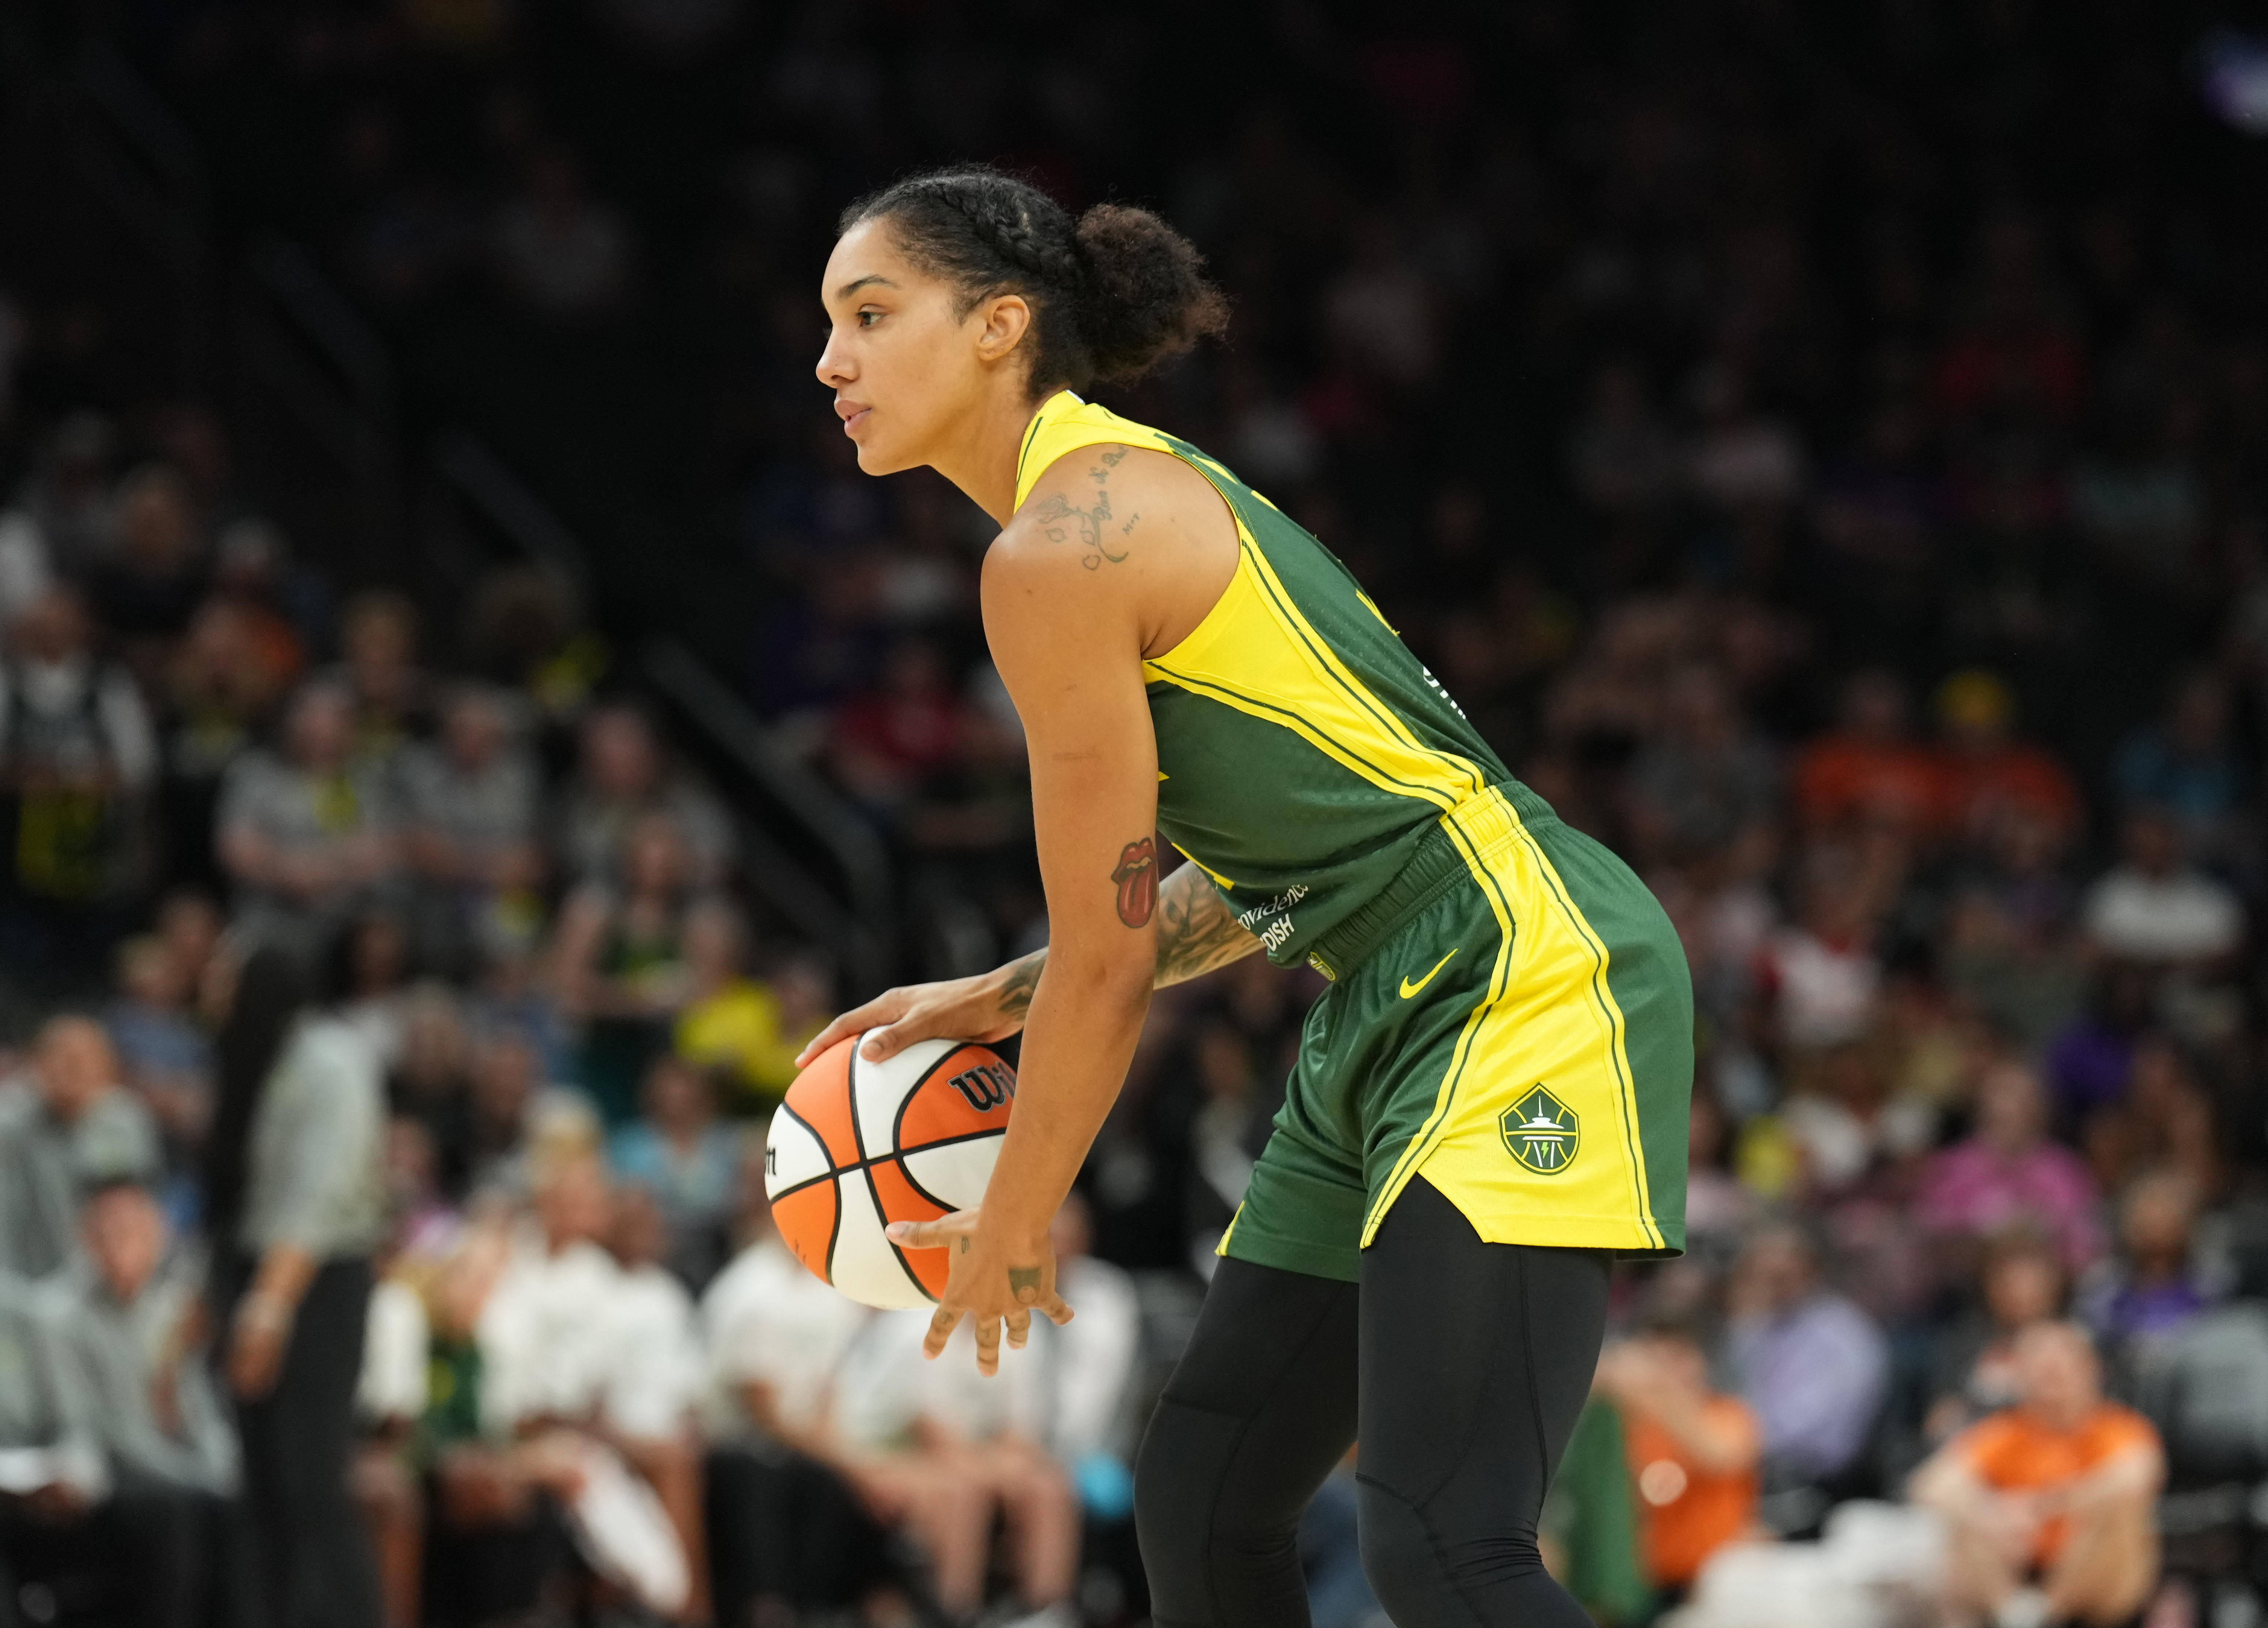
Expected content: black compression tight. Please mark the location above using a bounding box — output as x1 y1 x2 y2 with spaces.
1134 1176 1611 1628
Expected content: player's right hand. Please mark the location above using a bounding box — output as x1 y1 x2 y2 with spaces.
795 956 1041 1068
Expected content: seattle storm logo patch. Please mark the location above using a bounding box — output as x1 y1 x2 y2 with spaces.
1501 1086 1578 1174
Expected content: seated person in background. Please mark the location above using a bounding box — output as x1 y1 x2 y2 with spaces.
102 934 212 1208
1724 1220 1889 1491
0 1184 247 1628
2081 1168 2212 1362
671 902 824 1107
1926 1229 2071 1446
2080 805 2242 969
1916 1057 2104 1277
0 1015 160 1279
400 683 544 974
556 703 732 890
1910 1322 2162 1628
1792 669 1941 838
702 1140 909 1625
607 1053 740 1285
1595 1312 1763 1598
216 679 401 956
552 811 712 1125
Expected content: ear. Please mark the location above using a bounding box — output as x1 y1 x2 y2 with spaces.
972 292 1033 364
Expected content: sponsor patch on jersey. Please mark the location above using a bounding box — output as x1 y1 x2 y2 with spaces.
1501 1085 1579 1174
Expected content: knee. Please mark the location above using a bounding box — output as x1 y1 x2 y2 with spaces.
1357 1476 1551 1624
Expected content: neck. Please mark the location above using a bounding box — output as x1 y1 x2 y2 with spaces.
935 386 1064 526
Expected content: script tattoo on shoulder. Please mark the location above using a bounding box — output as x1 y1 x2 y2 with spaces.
1031 446 1138 569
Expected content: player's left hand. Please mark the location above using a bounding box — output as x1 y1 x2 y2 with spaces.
886 1209 1074 1376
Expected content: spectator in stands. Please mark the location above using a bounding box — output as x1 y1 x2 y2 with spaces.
1754 849 1883 1059
2082 1036 2219 1202
329 592 430 786
701 1141 902 1623
609 1052 739 1285
102 935 209 1216
1725 1220 1889 1487
161 599 289 894
401 682 543 972
1929 672 2082 854
828 636 970 818
386 983 475 1197
203 944 388 1628
2080 805 2244 967
1595 1312 1763 1598
1623 664 1780 866
1793 670 1940 838
217 679 401 956
2112 672 2244 866
334 907 415 1069
1910 1321 2162 1628
0 1218 243 1628
554 809 712 1124
1916 1058 2104 1274
0 1015 159 1278
557 702 732 888
0 585 160 982
2082 1169 2211 1359
87 463 206 675
672 900 815 1106
1926 1229 2071 1446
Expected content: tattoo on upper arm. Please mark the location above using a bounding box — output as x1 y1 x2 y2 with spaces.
1031 447 1139 569
1112 836 1158 927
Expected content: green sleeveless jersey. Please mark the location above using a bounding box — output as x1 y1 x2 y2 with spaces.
1013 392 1514 977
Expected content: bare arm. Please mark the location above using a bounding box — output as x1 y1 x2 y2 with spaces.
796 854 1259 1070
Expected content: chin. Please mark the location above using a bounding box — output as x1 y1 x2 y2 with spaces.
852 438 910 477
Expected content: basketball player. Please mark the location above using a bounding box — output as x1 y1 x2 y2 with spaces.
798 167 1693 1627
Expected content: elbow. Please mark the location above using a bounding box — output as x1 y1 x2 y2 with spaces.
1044 947 1154 1014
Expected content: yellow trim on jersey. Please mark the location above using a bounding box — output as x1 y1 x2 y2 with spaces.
1170 842 1237 891
1360 787 1661 1253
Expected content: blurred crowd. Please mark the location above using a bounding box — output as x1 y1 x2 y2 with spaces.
1 0 2266 1626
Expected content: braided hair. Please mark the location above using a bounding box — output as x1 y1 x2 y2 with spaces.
840 166 1228 394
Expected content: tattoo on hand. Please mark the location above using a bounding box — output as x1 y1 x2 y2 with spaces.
959 1237 970 1254
1008 1266 1043 1298
1034 450 1137 569
1112 836 1158 927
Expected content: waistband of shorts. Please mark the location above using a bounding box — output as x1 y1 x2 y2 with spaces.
1304 782 1557 981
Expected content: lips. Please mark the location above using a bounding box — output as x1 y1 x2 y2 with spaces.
835 400 870 435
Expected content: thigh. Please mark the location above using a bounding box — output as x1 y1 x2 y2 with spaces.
1357 1175 1608 1527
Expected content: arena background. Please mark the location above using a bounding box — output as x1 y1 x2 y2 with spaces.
0 2 2265 1625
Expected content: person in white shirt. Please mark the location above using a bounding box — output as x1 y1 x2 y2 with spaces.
701 1143 914 1623
2082 806 2243 966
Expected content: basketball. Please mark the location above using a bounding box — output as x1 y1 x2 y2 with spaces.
764 1035 1017 1309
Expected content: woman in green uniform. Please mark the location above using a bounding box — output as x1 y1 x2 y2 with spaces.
796 167 1693 1627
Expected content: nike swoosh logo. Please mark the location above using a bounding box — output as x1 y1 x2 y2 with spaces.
1399 948 1459 1000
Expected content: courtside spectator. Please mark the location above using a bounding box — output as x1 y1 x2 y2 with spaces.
0 1015 159 1278
1595 1312 1763 1597
1725 1221 1889 1488
1911 1322 2162 1628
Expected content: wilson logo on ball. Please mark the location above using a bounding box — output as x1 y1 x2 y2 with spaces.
948 1063 1016 1111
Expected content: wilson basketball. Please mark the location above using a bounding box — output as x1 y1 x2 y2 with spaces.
764 1035 1016 1309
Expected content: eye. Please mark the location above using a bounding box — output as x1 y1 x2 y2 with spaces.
857 307 884 328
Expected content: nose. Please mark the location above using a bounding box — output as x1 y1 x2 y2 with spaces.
816 327 854 389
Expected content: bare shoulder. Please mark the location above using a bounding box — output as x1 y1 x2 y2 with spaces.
1000 442 1233 573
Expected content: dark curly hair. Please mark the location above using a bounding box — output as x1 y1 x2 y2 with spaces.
840 166 1229 395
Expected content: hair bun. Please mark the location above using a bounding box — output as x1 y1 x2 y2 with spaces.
1073 205 1230 384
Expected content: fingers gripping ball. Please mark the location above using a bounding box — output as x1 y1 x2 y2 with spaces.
764 1035 1015 1309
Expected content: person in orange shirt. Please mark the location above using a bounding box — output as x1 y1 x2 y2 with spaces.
1929 671 2083 851
1910 1321 2162 1628
1594 1313 1763 1597
1792 669 1942 837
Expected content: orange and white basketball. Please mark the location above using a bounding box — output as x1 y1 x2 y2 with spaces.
764 1035 1016 1308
